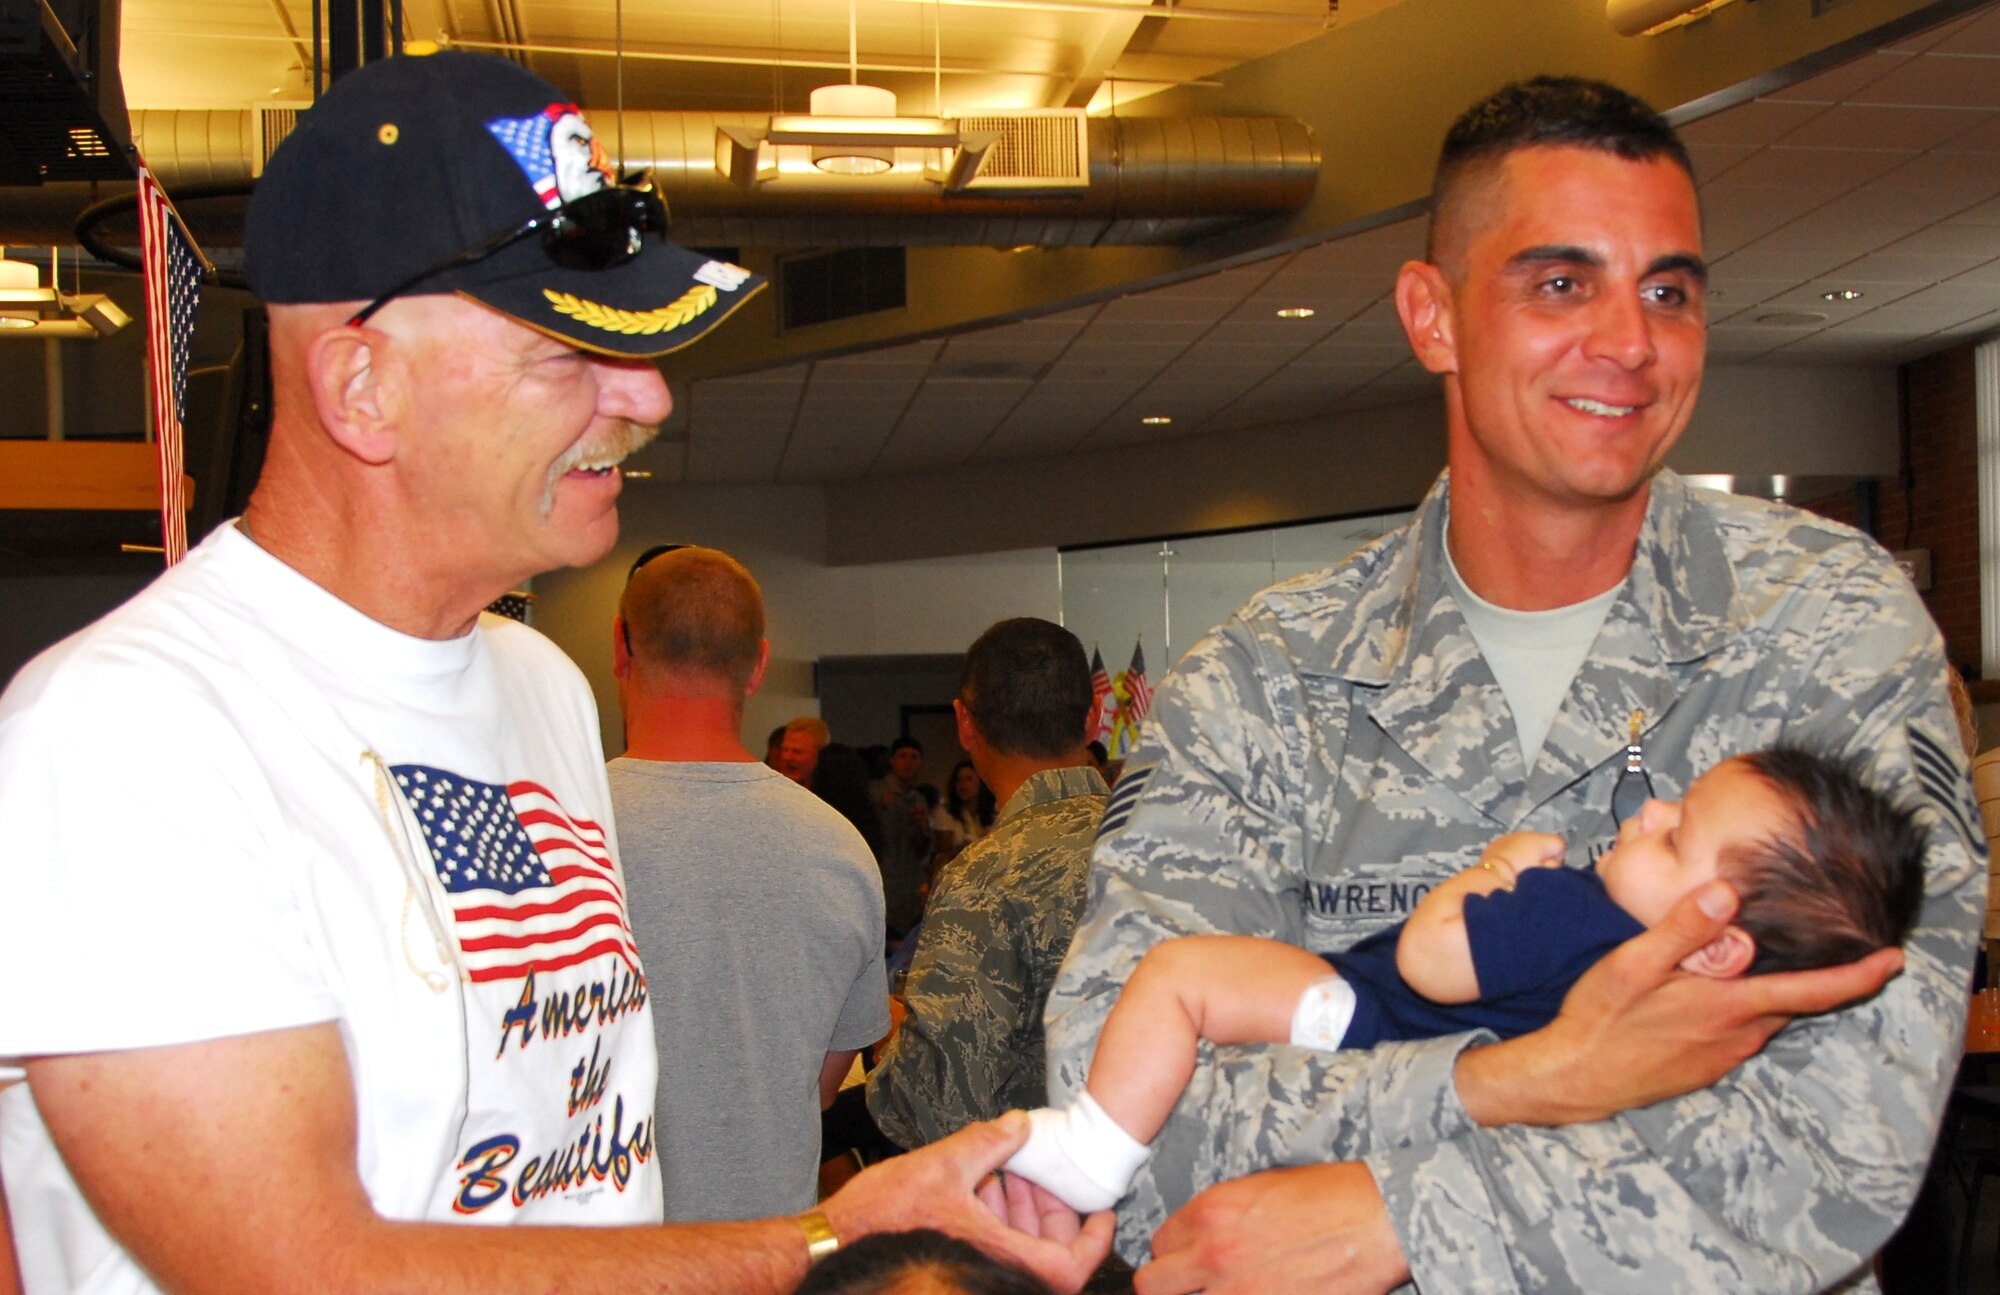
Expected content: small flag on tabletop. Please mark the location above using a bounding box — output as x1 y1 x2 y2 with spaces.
136 160 210 565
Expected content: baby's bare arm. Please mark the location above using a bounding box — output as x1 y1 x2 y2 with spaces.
1089 935 1337 1144
1397 833 1566 1004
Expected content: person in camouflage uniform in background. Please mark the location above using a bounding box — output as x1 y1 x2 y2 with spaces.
1045 77 1982 1294
870 618 1111 1149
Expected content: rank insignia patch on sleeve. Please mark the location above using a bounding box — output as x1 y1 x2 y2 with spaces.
1096 760 1157 841
1908 722 1981 852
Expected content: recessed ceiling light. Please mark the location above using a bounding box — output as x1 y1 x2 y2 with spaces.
1821 289 1864 302
1275 307 1315 319
1141 415 1173 426
622 469 654 480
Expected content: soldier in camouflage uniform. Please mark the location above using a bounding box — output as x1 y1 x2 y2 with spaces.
870 618 1111 1149
1045 78 1981 1294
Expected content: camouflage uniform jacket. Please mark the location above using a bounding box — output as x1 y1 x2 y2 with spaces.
1045 469 1982 1293
869 764 1109 1149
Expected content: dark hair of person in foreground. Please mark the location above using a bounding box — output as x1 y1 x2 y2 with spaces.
793 1228 1057 1295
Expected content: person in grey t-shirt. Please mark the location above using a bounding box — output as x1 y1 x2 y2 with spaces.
611 545 889 1221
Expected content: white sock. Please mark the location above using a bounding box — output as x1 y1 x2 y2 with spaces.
1289 975 1357 1051
1002 1090 1150 1213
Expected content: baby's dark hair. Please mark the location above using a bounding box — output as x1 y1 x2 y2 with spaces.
792 1229 1055 1295
1723 747 1926 975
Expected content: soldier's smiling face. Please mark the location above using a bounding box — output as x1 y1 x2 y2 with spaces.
1424 146 1708 512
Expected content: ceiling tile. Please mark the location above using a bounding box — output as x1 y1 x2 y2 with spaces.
1204 317 1337 349
1877 222 2000 258
1704 276 1805 313
686 421 790 483
1937 114 2000 154
1677 99 1827 147
1776 103 1992 150
1936 7 2000 56
1072 319 1212 348
811 340 944 378
1761 50 1912 103
1143 262 1283 301
1097 294 1236 323
1950 193 2000 225
1883 11 1984 55
1703 146 1912 193
696 365 809 399
1284 219 1427 274
788 374 905 416
1747 281 1923 314
1835 289 1998 334
1685 141 1762 183
1848 52 2000 109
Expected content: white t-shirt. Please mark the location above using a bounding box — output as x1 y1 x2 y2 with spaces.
0 524 662 1295
1444 546 1620 770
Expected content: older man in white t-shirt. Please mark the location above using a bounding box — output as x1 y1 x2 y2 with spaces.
0 49 1106 1295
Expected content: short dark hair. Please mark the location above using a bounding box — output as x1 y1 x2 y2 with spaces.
1427 76 1694 266
960 618 1092 760
618 546 764 690
1724 747 1926 976
890 735 923 756
793 1229 1054 1295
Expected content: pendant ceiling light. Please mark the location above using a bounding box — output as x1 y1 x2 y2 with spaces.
715 0 994 188
0 250 129 339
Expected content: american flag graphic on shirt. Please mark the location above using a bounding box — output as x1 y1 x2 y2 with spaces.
393 764 639 984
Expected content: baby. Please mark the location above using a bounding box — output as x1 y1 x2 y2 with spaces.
1007 747 1926 1211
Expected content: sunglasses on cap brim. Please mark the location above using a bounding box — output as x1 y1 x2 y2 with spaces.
347 181 671 329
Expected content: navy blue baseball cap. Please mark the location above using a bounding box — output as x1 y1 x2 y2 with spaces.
244 48 764 357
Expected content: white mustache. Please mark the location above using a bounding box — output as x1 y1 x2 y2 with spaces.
553 419 661 476
540 419 661 517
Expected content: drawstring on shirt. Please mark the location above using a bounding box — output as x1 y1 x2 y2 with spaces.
363 748 458 994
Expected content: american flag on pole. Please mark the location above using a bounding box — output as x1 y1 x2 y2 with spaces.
1088 647 1115 745
1123 642 1152 726
392 764 640 984
1109 642 1153 758
137 161 206 565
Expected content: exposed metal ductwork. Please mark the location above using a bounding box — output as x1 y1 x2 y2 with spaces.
1 106 1319 248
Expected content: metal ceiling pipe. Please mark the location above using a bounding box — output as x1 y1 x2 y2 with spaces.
0 108 1318 248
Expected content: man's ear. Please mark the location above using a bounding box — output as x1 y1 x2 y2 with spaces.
954 697 979 754
611 618 632 681
744 640 771 698
303 324 402 466
1678 924 1756 980
1394 260 1459 377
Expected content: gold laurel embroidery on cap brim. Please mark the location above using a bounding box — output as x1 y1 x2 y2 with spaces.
543 283 717 336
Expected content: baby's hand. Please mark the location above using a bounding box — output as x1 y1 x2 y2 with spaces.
1472 832 1566 889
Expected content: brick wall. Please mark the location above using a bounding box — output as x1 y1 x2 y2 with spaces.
1797 343 1983 677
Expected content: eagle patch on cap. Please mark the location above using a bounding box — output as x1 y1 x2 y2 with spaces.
486 104 613 210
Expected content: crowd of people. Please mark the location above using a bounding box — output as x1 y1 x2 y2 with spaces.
0 48 1983 1295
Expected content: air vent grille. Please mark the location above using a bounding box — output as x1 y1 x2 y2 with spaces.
252 103 307 175
957 111 1088 188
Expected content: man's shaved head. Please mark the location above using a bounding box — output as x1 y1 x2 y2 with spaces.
620 546 765 693
1427 76 1695 278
